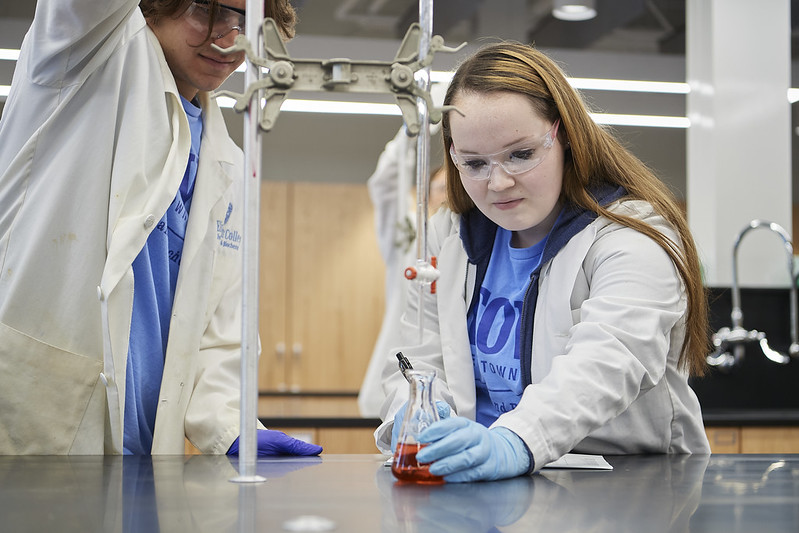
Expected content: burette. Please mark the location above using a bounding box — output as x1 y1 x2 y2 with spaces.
408 0 439 345
395 2 441 345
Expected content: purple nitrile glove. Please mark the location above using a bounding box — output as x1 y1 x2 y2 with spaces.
227 429 323 456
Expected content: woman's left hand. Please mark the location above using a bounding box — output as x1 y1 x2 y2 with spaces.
416 417 532 482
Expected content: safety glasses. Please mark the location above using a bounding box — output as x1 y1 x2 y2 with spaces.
183 0 246 40
449 120 560 181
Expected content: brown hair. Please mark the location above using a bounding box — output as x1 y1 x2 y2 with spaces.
139 0 297 40
441 42 709 376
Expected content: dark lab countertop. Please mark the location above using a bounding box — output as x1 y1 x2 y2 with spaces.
257 391 381 428
261 409 799 428
2 454 798 532
256 389 799 428
702 409 799 426
259 415 381 428
257 392 799 428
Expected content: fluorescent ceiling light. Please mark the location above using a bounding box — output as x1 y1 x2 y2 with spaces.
216 96 401 116
430 71 454 83
280 99 401 115
552 0 597 21
569 78 689 94
428 72 689 94
238 68 687 96
1 86 684 127
591 113 689 128
213 96 687 127
0 48 20 61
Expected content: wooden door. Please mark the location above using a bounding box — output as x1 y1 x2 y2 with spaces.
258 181 385 393
287 182 385 391
259 181 290 391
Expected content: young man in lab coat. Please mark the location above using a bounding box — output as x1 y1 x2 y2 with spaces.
0 0 321 456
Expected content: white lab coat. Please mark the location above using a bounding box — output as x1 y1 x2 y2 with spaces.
375 200 710 466
357 127 417 417
358 120 446 417
0 0 248 454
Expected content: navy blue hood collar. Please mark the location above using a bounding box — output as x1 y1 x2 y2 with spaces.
459 183 627 264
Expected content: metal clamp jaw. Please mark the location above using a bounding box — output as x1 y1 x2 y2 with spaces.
213 18 465 133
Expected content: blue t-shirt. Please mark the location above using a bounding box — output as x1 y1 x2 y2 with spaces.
123 96 203 454
467 228 547 427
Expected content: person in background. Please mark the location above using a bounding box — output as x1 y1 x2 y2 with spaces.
358 124 447 418
0 0 321 457
375 42 711 481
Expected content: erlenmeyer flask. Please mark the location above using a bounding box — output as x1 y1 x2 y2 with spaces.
391 369 444 484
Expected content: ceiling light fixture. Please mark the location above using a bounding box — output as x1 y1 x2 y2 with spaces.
0 48 20 61
216 97 402 116
211 96 689 128
591 113 689 128
569 78 689 94
552 0 597 21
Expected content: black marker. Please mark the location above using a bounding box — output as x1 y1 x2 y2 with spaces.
396 352 413 382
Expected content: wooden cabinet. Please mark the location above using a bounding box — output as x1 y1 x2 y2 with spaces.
258 181 386 393
706 426 799 453
185 427 381 455
706 427 741 453
741 427 799 453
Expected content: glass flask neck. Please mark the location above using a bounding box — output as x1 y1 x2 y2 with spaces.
400 370 439 442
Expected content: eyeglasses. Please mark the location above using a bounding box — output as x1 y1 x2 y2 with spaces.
184 0 246 40
449 120 560 181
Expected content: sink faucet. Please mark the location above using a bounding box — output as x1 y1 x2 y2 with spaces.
707 219 799 370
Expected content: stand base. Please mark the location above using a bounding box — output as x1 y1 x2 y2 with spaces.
229 475 267 484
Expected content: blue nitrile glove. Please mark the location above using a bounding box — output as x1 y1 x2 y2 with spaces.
227 429 323 456
416 417 532 482
390 400 451 452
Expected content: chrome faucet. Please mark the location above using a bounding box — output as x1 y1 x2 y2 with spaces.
707 219 799 370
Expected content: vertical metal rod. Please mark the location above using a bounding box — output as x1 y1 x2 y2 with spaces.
232 0 265 483
415 0 433 344
397 126 411 233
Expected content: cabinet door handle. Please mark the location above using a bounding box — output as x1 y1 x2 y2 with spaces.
290 343 302 392
273 342 288 391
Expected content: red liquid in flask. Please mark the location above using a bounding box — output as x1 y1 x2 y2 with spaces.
391 442 444 484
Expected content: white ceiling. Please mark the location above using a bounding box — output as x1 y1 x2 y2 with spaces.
0 0 690 54
288 0 688 55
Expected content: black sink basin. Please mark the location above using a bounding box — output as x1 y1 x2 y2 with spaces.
689 287 799 418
